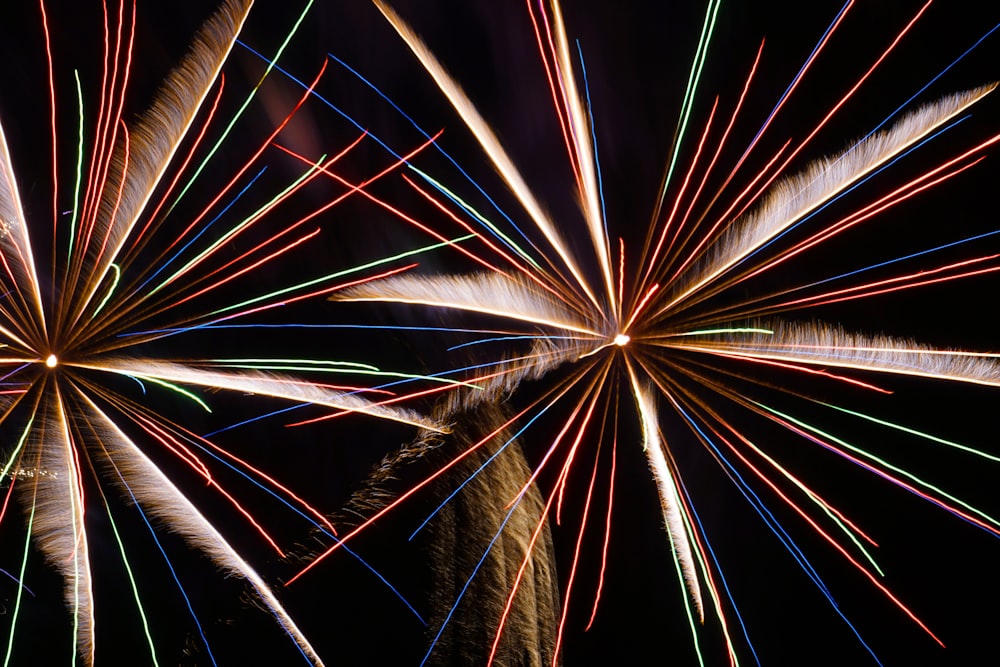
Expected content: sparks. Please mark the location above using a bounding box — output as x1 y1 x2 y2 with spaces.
0 1 441 664
306 0 1000 664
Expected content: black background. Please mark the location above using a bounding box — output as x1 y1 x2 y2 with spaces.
1 1 999 665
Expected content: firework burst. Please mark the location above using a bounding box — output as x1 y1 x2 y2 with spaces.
0 1 445 664
293 0 1000 663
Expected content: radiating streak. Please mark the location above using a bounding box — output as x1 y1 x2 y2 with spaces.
552 433 602 665
312 48 550 266
643 39 762 294
674 350 893 394
124 406 285 556
145 145 327 300
3 484 36 667
585 412 616 631
545 0 617 311
739 0 934 229
141 56 329 302
648 372 752 665
653 377 882 662
401 173 561 297
78 391 326 667
97 490 159 666
662 139 792 290
372 0 603 313
289 361 588 584
403 167 543 270
665 38 762 273
675 323 1000 388
75 359 442 432
819 402 1000 464
72 1 254 331
730 144 994 292
165 0 317 216
663 85 995 315
337 272 601 337
732 1 853 180
652 0 722 223
524 0 584 191
26 382 95 664
645 96 720 291
678 386 885 574
0 119 46 338
276 137 542 290
124 75 228 263
201 235 465 319
626 372 703 619
485 447 581 667
208 358 482 390
755 402 1000 537
763 254 1000 314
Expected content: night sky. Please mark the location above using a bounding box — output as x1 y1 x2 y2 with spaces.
1 1 999 665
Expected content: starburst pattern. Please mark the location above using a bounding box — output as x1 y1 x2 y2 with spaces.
0 1 443 664
294 0 1000 663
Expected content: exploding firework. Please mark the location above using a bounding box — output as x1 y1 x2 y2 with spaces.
0 1 449 664
286 0 1000 664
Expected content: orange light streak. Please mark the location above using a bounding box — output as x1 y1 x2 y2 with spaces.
38 0 58 240
524 0 583 186
622 283 659 334
553 395 612 663
644 97 720 285
488 420 592 666
202 263 420 332
730 1 855 178
401 173 579 312
662 139 792 292
285 365 590 585
585 420 617 631
161 59 331 263
650 40 765 290
126 74 228 259
668 346 893 394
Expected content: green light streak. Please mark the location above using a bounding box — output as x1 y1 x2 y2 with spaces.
666 519 706 667
92 263 121 319
821 402 1000 464
757 402 1000 532
69 446 79 667
3 494 35 667
126 374 212 413
104 500 159 666
209 234 475 317
151 155 325 297
679 482 738 664
656 0 722 210
0 416 33 485
209 359 482 389
741 432 882 575
69 70 86 262
4 414 38 667
407 165 542 269
166 0 316 215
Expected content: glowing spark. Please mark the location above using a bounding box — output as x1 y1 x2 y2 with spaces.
0 1 441 663
311 0 1000 663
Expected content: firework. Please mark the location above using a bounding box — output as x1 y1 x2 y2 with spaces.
291 0 1000 663
0 1 446 664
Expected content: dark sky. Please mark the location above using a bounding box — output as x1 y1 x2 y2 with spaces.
1 1 999 665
